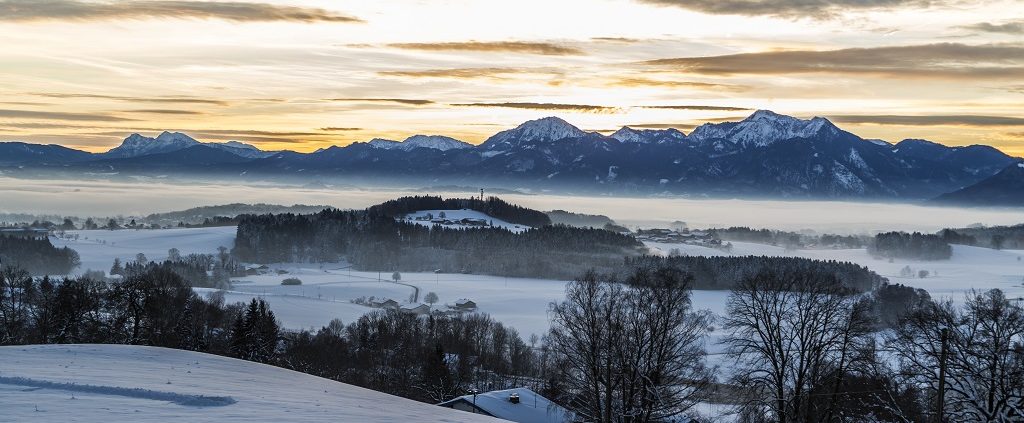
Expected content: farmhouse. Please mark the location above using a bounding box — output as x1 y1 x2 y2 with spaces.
437 387 573 423
400 303 431 315
453 299 478 311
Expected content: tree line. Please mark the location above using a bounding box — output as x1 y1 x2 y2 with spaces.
0 235 80 275
708 227 867 249
623 254 884 292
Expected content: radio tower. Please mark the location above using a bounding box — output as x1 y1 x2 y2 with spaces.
480 188 484 201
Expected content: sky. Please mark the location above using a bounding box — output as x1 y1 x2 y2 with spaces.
0 0 1022 155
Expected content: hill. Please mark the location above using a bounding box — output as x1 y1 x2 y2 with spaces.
932 162 1024 207
0 344 497 423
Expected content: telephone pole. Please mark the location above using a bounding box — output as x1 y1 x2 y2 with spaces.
936 327 949 423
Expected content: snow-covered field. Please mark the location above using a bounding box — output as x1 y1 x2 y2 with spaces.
52 227 236 274
0 344 498 422
46 227 1024 340
403 209 531 233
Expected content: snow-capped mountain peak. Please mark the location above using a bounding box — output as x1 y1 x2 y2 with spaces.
400 135 472 151
105 131 200 158
688 110 840 147
481 116 587 150
367 135 472 151
610 126 687 143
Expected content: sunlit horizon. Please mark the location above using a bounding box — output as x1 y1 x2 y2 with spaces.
1 0 1022 155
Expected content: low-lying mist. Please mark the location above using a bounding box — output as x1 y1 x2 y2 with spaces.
1 177 1021 234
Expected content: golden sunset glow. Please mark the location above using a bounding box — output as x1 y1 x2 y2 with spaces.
1 0 1022 154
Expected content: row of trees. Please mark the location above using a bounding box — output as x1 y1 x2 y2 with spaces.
623 255 883 292
708 227 867 249
0 235 80 275
869 231 953 261
234 207 642 279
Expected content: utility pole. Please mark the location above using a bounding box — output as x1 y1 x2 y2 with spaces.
936 327 949 423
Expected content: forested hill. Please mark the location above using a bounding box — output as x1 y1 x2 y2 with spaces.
233 201 641 279
367 196 551 227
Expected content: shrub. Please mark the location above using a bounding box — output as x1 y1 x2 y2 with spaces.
281 277 302 285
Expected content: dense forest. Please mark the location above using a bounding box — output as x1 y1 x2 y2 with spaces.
868 231 953 260
0 235 80 275
623 254 884 292
234 200 642 279
367 196 552 227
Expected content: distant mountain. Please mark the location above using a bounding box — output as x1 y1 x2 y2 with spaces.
103 131 275 159
688 110 843 147
367 135 472 151
480 116 588 151
0 142 94 165
932 162 1024 207
609 127 686 144
2 110 1018 201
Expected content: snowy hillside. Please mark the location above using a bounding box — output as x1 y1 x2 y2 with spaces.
0 344 498 422
403 209 531 233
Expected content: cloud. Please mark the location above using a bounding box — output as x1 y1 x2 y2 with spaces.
828 114 1024 127
387 41 583 56
960 20 1024 34
0 109 135 122
590 37 642 43
641 43 1024 80
379 67 555 80
639 105 751 111
32 93 230 106
123 109 205 115
635 0 935 19
0 0 362 23
326 98 434 106
319 127 363 132
607 77 750 91
450 102 620 113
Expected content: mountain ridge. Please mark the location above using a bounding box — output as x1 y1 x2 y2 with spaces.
1 110 1018 202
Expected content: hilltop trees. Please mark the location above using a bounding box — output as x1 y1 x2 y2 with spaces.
233 204 642 279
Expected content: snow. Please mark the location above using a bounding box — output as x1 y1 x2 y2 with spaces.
0 344 499 422
403 209 531 233
51 227 236 275
609 127 686 143
1018 162 1024 168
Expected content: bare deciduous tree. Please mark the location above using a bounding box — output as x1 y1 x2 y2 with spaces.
888 289 1024 422
548 268 710 423
723 270 874 423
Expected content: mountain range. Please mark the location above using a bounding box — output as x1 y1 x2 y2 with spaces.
1 110 1020 205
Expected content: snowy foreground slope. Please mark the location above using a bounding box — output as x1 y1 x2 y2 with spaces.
0 344 498 423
